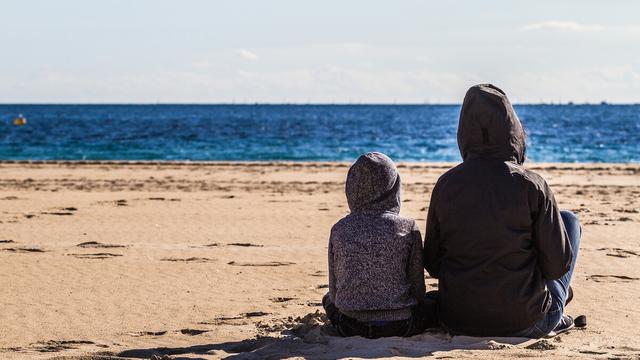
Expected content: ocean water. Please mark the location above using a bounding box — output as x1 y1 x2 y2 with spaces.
0 104 638 163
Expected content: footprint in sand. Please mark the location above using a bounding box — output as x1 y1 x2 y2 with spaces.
179 329 209 336
270 297 297 303
190 243 220 248
227 261 295 267
145 197 181 202
203 315 236 322
2 247 46 253
244 311 270 318
126 331 167 337
96 199 128 206
200 315 250 326
227 243 264 247
587 274 640 283
76 241 126 249
69 253 123 259
31 340 96 353
614 207 640 214
192 243 264 248
579 350 609 355
161 257 214 263
598 247 640 258
41 211 75 216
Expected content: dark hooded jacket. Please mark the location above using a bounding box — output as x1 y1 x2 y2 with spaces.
328 152 426 322
424 84 572 336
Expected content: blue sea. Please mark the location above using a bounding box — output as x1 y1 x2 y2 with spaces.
0 105 638 163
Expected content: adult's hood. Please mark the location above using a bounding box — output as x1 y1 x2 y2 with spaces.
457 84 526 164
346 152 401 214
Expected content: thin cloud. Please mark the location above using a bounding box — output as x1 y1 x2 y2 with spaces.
520 21 604 32
622 25 640 35
235 49 258 60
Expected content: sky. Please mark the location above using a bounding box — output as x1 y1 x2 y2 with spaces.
1 0 639 103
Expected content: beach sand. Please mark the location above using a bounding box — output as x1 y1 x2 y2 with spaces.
1 161 639 359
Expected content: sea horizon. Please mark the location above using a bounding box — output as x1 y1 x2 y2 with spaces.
1 102 639 106
1 104 638 163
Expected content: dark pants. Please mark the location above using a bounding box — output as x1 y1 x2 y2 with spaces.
516 210 582 338
322 292 438 338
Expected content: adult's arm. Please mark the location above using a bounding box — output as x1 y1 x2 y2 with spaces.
531 180 573 280
423 186 442 278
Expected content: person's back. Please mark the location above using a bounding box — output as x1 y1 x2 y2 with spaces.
323 152 428 338
424 84 575 336
331 211 419 321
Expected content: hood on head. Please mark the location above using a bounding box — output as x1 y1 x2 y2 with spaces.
346 152 401 214
457 84 526 164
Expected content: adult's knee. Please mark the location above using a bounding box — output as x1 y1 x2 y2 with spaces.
560 210 582 243
560 210 578 224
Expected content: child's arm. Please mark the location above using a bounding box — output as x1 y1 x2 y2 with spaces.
408 223 427 300
327 232 337 302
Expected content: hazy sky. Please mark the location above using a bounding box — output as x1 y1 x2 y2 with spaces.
1 0 639 103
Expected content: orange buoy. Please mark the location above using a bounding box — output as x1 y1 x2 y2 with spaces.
13 115 27 126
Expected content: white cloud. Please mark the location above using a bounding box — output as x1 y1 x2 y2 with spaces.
3 42 640 103
191 60 215 69
503 66 640 103
235 49 258 60
622 25 640 35
520 21 605 32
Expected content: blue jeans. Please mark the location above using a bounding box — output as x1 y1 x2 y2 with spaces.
516 210 582 338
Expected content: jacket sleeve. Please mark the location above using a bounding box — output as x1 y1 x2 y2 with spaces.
327 232 337 302
423 185 442 278
407 222 426 300
531 180 573 280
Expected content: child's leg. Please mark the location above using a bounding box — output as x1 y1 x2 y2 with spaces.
322 293 341 326
408 290 439 335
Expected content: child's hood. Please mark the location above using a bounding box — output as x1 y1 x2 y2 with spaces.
345 152 401 214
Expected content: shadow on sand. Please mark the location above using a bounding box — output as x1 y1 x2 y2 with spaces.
115 324 538 360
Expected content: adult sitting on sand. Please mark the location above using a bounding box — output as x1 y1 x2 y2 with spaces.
322 152 435 338
423 84 581 338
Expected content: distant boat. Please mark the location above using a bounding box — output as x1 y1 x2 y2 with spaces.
13 114 27 126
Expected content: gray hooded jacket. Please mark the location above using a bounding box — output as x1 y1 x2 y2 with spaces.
328 152 426 322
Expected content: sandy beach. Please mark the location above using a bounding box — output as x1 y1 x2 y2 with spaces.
1 161 639 360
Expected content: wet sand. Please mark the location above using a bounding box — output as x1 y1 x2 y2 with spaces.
0 161 639 359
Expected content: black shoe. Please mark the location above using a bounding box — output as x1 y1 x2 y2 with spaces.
548 315 574 337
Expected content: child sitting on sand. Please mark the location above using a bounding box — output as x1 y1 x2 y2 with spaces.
322 152 434 338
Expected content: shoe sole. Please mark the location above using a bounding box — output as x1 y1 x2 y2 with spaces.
545 322 575 338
